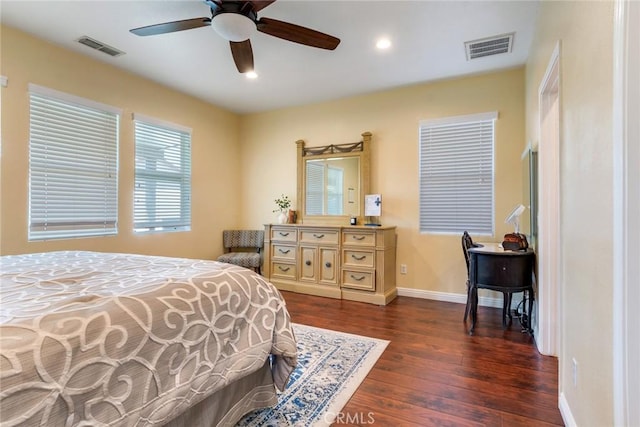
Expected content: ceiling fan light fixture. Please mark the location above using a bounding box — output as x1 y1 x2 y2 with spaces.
211 13 256 42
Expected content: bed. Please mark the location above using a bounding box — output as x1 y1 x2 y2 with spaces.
0 251 298 426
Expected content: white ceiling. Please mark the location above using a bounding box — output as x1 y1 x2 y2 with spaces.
1 0 540 114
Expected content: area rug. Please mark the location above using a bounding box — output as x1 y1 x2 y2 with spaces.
236 323 389 427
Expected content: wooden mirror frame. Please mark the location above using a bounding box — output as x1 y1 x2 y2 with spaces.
296 132 371 225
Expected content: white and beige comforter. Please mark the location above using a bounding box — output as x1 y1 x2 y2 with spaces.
0 251 297 426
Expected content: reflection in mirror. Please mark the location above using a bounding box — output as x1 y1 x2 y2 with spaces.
305 157 360 216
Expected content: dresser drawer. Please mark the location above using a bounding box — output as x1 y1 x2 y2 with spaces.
341 269 375 291
271 262 296 280
342 249 375 268
299 229 339 245
271 227 297 243
272 244 296 261
342 230 375 247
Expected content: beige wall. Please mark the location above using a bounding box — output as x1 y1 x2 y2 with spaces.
240 68 526 295
1 25 241 259
525 2 614 425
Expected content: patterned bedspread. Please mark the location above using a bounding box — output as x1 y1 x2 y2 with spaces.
0 251 297 426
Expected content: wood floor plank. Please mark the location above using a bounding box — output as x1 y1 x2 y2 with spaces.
280 291 564 426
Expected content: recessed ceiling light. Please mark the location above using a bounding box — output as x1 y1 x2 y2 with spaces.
246 71 258 79
376 38 391 50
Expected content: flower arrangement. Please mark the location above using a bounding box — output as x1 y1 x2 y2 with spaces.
273 194 291 213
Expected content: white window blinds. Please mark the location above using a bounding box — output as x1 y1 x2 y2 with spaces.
134 115 191 233
28 85 120 241
419 112 497 235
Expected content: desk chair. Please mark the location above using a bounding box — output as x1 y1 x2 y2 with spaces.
217 230 264 274
461 231 477 322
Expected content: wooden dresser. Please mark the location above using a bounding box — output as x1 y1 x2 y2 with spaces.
263 224 397 305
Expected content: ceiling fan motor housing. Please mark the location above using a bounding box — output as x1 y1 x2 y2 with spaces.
209 1 258 42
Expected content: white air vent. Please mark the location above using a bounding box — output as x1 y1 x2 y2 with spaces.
77 36 125 57
465 33 514 60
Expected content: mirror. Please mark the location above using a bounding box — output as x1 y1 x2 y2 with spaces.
521 147 538 244
296 132 371 225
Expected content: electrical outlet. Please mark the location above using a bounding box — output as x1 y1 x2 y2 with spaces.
400 264 407 274
572 358 578 387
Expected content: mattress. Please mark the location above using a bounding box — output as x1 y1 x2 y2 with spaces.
0 251 297 426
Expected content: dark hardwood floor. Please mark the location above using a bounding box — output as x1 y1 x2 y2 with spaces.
280 291 564 427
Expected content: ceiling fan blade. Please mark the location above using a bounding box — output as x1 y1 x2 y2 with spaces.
130 17 211 36
256 17 340 50
249 0 277 12
230 39 254 73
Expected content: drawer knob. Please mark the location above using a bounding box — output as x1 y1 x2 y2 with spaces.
350 274 365 281
325 262 332 268
351 254 366 261
279 248 291 254
305 260 312 266
279 232 290 237
278 266 290 272
352 235 366 241
313 233 325 239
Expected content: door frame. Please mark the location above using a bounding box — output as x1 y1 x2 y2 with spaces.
613 0 639 425
536 42 562 357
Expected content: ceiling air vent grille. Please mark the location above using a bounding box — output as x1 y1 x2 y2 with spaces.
77 36 125 57
465 33 514 60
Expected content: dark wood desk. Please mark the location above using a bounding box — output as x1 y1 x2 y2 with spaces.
468 243 535 335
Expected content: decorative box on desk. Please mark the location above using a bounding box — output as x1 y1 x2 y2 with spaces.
263 224 397 305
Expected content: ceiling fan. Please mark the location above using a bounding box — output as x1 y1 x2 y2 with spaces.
130 0 341 74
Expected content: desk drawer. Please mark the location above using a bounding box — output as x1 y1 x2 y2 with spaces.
342 249 375 268
271 227 297 243
342 230 375 247
272 244 296 261
474 253 534 288
341 269 375 291
271 262 296 280
300 229 339 245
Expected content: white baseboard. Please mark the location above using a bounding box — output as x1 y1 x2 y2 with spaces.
396 287 504 308
559 392 577 427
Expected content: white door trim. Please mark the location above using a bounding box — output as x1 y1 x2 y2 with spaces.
536 42 561 357
613 0 639 425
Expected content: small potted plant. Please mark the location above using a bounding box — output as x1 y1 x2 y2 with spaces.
273 194 291 224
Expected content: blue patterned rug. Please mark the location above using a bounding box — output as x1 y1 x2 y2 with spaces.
236 323 389 427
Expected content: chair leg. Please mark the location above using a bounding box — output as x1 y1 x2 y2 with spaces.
469 286 478 335
463 281 472 322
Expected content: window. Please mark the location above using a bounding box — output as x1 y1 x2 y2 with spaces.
419 112 497 235
28 84 120 241
133 114 191 233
